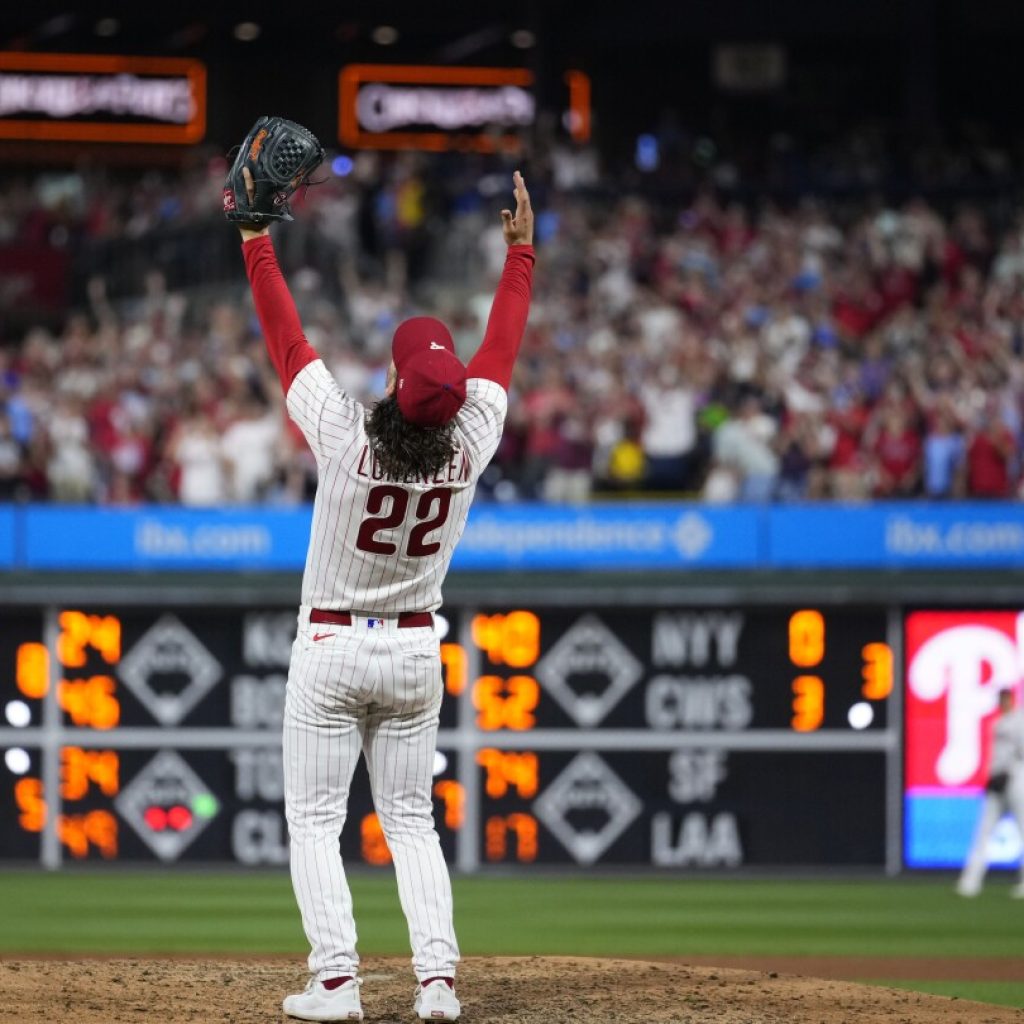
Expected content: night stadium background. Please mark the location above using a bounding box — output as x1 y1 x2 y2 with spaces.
0 3 1022 1021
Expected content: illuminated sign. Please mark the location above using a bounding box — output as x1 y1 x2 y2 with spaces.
907 611 1023 788
339 64 590 151
904 610 1024 869
0 53 206 143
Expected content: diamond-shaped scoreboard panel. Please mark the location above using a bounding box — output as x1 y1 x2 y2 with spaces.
533 752 643 864
535 615 643 727
114 750 221 862
118 615 223 726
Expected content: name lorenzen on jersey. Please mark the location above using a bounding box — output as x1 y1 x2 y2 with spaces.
355 443 472 486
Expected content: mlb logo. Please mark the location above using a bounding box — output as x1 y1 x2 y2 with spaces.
367 618 384 629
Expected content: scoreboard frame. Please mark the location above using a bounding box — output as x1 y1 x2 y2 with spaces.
0 587 908 873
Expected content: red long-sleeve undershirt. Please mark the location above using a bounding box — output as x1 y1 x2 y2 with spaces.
242 234 318 395
243 234 535 395
467 244 535 390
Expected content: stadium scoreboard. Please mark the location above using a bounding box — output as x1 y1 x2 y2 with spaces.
0 603 897 869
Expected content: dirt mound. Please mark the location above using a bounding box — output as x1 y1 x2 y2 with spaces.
1 956 1019 1023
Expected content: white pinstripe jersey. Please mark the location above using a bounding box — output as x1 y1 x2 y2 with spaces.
287 359 506 613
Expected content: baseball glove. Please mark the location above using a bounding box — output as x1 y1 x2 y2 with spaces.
223 115 325 225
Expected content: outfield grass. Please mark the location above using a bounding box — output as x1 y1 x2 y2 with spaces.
0 872 1020 1005
877 981 1024 1008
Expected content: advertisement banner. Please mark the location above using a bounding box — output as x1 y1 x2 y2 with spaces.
770 503 1024 567
451 503 760 570
23 503 758 571
904 610 1024 869
338 65 591 152
22 505 312 571
0 52 206 144
8 502 1024 572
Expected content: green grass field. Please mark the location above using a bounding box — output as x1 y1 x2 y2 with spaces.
0 872 1021 1007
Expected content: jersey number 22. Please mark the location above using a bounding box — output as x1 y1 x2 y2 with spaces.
356 484 453 557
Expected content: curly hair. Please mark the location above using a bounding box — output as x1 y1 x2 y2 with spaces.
365 396 458 480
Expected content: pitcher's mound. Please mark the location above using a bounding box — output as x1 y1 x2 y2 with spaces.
1 956 1019 1023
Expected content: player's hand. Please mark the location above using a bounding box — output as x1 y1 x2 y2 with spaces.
238 167 271 241
500 170 533 246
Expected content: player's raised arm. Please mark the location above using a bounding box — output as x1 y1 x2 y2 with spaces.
237 168 320 395
465 170 536 390
225 117 325 395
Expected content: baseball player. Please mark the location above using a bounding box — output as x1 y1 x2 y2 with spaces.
956 687 1024 898
225 118 534 1021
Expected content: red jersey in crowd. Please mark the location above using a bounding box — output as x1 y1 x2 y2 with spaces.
873 425 922 494
967 426 1015 497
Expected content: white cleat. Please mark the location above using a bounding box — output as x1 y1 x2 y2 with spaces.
414 979 461 1021
283 977 363 1021
955 879 981 898
1010 883 1024 899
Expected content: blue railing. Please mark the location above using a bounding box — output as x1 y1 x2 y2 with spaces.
0 501 1022 572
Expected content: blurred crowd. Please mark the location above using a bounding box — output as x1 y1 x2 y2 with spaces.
504 189 1024 504
1 146 1023 505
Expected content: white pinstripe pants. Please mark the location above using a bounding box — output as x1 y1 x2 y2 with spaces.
283 612 459 982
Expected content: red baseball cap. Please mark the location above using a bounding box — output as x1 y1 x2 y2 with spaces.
392 316 467 428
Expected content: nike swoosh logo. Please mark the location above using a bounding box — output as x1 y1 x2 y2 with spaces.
312 632 336 641
430 341 446 350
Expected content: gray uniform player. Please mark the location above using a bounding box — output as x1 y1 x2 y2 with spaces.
957 687 1024 897
235 168 534 1021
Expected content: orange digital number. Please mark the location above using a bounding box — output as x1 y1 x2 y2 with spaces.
58 676 121 729
60 747 119 800
57 611 91 668
788 609 825 667
58 811 118 859
791 675 824 732
14 777 46 832
89 615 121 664
360 813 392 865
476 749 539 798
472 676 538 731
471 611 540 667
16 642 49 698
471 615 502 662
861 642 894 700
500 611 541 667
57 611 121 668
484 813 538 862
484 816 505 861
433 780 465 829
440 643 467 696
